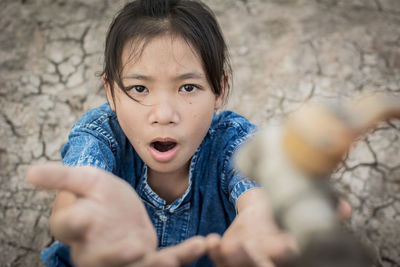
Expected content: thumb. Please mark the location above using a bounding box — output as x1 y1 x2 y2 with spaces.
26 163 111 198
160 236 207 265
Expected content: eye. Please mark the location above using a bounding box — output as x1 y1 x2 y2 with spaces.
179 84 199 93
125 85 148 94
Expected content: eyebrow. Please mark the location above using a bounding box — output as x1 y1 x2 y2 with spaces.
178 72 204 80
122 72 204 81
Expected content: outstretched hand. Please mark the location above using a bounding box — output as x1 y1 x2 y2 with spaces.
206 188 352 267
26 164 207 267
207 189 297 267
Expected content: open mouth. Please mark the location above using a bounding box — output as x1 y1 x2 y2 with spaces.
151 141 177 152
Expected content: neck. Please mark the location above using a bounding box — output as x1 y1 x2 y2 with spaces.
147 165 190 205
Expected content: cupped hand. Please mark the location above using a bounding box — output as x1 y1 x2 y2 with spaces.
27 163 158 267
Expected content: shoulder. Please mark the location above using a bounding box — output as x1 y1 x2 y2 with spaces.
73 103 117 129
68 103 123 153
61 103 128 172
208 110 257 147
205 110 257 167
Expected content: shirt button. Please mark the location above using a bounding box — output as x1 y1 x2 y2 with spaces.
159 214 167 222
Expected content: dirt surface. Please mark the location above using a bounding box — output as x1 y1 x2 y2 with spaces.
0 0 399 266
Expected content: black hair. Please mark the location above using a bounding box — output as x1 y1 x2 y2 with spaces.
101 0 231 103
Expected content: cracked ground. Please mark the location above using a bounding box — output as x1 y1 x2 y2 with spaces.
0 0 399 266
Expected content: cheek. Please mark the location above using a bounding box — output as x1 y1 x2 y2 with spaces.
121 116 141 135
188 104 215 133
189 102 213 118
115 105 143 137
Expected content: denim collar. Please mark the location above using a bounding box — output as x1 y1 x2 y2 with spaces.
138 143 202 213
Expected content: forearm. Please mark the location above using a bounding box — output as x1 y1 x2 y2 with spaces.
236 187 272 215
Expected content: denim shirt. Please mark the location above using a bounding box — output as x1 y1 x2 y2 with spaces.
42 103 259 267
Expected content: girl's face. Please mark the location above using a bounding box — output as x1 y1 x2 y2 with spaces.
105 35 224 178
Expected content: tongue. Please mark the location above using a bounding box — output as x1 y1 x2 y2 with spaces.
153 141 176 152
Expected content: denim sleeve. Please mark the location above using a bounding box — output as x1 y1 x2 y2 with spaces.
61 123 116 172
226 161 260 213
223 132 261 212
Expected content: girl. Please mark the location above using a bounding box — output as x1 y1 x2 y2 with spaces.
32 0 296 266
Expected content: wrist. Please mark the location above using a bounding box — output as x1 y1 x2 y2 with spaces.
236 188 269 214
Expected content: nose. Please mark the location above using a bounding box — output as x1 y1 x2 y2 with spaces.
148 94 180 125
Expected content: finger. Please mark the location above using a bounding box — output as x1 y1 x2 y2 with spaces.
221 242 258 267
267 233 298 260
159 236 207 265
241 232 299 267
26 163 111 198
51 200 92 244
205 233 221 251
338 198 352 220
132 237 207 267
245 234 296 267
209 237 253 267
206 234 227 267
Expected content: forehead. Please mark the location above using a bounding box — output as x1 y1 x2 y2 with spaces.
121 35 204 75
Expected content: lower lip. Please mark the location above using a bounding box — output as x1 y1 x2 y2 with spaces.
149 145 179 162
